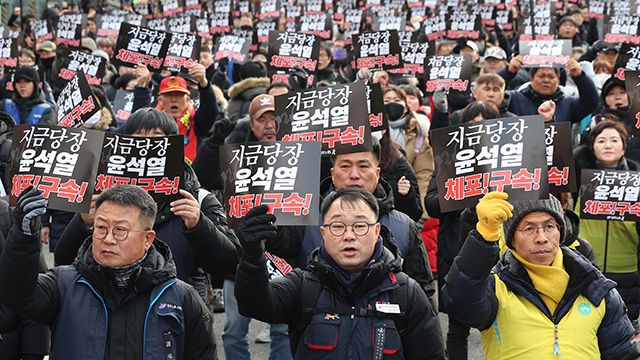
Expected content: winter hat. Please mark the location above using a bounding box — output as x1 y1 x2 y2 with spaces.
502 197 565 248
15 66 40 84
600 76 626 101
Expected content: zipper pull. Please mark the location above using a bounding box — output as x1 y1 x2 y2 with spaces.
553 324 562 356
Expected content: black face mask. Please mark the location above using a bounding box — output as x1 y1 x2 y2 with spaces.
385 102 405 121
39 57 54 69
240 25 253 31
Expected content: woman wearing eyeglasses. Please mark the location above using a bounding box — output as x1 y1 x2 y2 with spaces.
574 119 640 335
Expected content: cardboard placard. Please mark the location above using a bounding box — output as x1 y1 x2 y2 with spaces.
446 10 481 39
259 0 281 19
544 122 577 193
55 21 81 47
366 83 389 132
162 32 201 73
209 13 232 35
419 15 446 41
29 19 54 43
268 31 320 85
9 125 104 212
162 0 185 17
112 23 171 72
603 15 640 44
0 37 18 69
113 90 135 124
612 43 640 82
167 15 196 34
432 115 549 212
296 14 332 39
389 32 433 77
275 82 372 156
220 141 321 228
95 133 185 202
215 35 251 64
424 54 473 95
56 48 107 85
624 70 640 137
579 169 640 221
352 30 403 70
519 40 572 68
57 70 102 128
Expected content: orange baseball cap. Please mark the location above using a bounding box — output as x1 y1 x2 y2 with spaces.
159 76 190 95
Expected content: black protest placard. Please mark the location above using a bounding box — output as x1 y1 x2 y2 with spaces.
284 2 303 21
162 0 184 17
275 82 372 156
432 115 549 212
147 18 168 31
420 15 447 41
305 0 325 15
518 3 556 41
268 31 320 85
9 125 104 213
219 141 321 228
57 70 102 128
588 0 605 19
95 133 184 203
297 14 332 40
56 21 81 48
519 40 572 68
0 26 20 39
259 0 281 20
624 71 640 137
603 15 640 44
256 20 277 43
373 16 404 31
424 54 472 95
231 27 258 52
495 8 514 31
112 23 171 72
113 90 135 125
0 37 18 70
96 14 126 37
57 48 106 86
184 0 202 12
612 43 640 82
235 0 251 17
579 169 640 221
352 30 403 71
29 19 54 43
196 18 212 39
366 83 388 132
133 2 152 19
545 122 576 193
162 32 201 73
215 35 251 64
446 10 481 40
167 15 196 34
389 32 433 77
607 0 633 16
209 13 232 35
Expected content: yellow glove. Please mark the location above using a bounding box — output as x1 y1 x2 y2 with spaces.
476 191 514 242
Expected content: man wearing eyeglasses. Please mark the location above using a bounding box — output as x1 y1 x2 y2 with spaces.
234 187 445 359
0 185 217 359
443 191 640 359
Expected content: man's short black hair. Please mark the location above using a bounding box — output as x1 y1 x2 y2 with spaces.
529 67 561 79
266 81 291 93
320 187 379 220
95 185 157 227
329 136 381 166
122 108 179 135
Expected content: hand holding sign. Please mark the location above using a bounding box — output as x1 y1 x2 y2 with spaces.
566 58 582 77
508 55 524 74
188 63 208 87
237 204 276 259
476 191 513 242
81 194 100 229
170 189 201 230
134 64 152 88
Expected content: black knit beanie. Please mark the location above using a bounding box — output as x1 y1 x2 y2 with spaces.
502 197 565 248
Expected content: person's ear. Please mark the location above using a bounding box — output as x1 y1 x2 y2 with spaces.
144 229 155 250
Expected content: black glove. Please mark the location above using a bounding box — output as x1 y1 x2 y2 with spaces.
212 117 233 143
236 205 276 259
14 186 47 236
217 57 229 73
592 40 605 53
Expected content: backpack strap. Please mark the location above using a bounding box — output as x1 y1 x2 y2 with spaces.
294 271 324 335
388 271 413 336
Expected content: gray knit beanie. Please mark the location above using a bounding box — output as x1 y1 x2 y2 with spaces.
503 197 565 248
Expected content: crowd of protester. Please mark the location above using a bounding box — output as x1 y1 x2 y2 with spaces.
0 0 639 359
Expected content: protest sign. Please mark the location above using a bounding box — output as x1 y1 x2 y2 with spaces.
545 122 576 192
57 70 102 128
624 71 640 137
352 30 403 70
268 31 320 85
220 141 321 228
446 9 481 39
147 18 168 31
56 21 81 47
432 115 549 212
389 32 433 77
297 14 331 39
580 169 640 221
162 32 201 73
603 15 640 44
366 83 388 132
113 90 135 124
56 48 106 85
29 19 53 43
9 125 104 212
215 35 251 64
259 0 281 20
0 37 18 70
612 43 640 81
133 1 152 19
97 14 143 37
95 133 184 203
256 20 276 43
112 23 171 72
305 0 325 15
518 2 556 41
209 12 233 35
519 39 572 68
424 54 472 95
275 82 372 156
373 16 404 31
419 15 446 41
161 0 184 17
167 15 196 34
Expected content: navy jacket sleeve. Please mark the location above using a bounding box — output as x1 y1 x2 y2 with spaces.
570 73 598 124
182 283 218 360
132 85 152 113
193 83 218 137
597 288 640 360
405 222 438 309
402 278 447 360
442 229 500 331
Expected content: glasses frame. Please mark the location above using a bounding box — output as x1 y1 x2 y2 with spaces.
321 221 377 237
515 223 560 240
92 225 150 241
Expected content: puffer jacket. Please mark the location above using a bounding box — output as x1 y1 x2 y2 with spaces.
226 77 270 122
266 177 437 309
235 228 446 359
0 226 217 360
443 229 640 360
0 87 55 125
54 164 240 301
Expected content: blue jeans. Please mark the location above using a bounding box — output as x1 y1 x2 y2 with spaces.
222 280 293 360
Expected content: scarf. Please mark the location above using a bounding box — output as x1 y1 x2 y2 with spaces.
320 237 383 289
511 250 569 314
94 252 148 291
156 102 197 164
388 117 407 149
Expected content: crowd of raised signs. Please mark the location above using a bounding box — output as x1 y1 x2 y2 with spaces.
2 0 640 357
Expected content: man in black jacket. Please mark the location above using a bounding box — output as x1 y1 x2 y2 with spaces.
0 185 217 359
235 187 445 359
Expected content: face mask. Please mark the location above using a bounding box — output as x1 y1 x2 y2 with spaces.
476 43 486 55
189 88 199 99
385 102 405 121
240 25 253 31
40 57 54 69
83 110 102 129
333 47 347 61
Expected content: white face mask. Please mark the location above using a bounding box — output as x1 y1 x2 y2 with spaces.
371 130 383 141
83 110 102 129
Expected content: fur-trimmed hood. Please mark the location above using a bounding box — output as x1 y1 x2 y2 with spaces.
212 84 228 110
228 77 271 100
